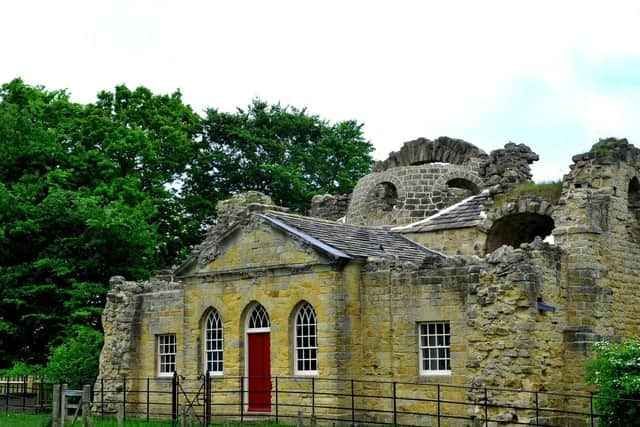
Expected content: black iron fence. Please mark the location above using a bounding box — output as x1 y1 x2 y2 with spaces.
90 374 640 427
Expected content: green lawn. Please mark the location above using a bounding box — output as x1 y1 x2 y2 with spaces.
0 413 289 427
0 413 175 426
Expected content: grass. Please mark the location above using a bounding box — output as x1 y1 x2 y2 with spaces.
0 413 290 427
493 181 563 208
589 137 629 155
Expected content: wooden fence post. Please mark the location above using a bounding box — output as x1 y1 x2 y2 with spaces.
61 384 67 427
51 384 60 427
82 385 92 427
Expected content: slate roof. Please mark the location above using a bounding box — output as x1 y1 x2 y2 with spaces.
259 211 444 264
392 192 489 233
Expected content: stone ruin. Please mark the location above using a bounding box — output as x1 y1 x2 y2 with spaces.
98 136 640 426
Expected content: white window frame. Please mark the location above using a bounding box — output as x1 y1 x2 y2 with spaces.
158 334 176 377
419 322 451 376
204 309 224 376
294 303 318 375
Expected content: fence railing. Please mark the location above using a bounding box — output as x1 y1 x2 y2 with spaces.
89 374 640 427
0 376 52 414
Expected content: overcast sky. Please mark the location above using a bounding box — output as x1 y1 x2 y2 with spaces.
2 1 639 182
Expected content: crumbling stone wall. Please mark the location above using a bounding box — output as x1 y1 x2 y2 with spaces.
481 142 539 189
551 143 640 396
310 194 351 220
96 274 182 414
346 138 539 227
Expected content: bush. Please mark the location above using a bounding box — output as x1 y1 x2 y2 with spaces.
586 338 640 426
42 326 103 388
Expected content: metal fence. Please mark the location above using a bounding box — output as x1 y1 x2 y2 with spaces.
89 374 640 427
0 376 52 414
3 374 639 426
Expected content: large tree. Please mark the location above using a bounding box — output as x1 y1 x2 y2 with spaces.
0 79 201 368
184 100 373 216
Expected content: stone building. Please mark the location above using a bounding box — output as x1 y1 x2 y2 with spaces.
98 137 640 425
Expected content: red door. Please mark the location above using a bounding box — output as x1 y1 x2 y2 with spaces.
248 332 271 411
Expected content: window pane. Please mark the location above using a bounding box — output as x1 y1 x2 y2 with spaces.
419 322 451 374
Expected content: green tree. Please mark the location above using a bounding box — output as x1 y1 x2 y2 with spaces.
185 100 373 216
0 79 200 370
586 338 640 425
0 80 372 378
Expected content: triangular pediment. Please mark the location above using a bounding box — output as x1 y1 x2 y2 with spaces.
194 218 330 274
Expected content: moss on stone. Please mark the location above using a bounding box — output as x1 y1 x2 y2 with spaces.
589 137 629 155
494 181 562 207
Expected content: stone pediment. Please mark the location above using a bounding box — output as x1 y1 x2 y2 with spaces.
191 217 334 274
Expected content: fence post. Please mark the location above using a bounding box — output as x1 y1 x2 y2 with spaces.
61 383 67 427
275 376 279 424
146 377 150 421
484 387 488 427
122 377 126 422
4 376 8 413
52 384 60 427
22 376 27 410
172 372 178 423
392 382 397 427
351 379 355 427
535 390 539 426
204 371 210 427
240 376 244 424
590 392 595 427
100 378 104 419
312 377 315 417
39 378 44 412
82 385 91 427
437 383 441 427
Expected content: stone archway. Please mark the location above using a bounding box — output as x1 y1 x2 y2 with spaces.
373 137 487 172
481 198 555 254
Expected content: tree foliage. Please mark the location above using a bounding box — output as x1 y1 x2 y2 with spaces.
42 326 103 388
0 79 201 368
185 100 373 215
586 338 640 426
0 79 373 375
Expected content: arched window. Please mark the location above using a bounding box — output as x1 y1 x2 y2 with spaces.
204 309 224 375
248 304 271 331
294 303 318 375
365 182 398 212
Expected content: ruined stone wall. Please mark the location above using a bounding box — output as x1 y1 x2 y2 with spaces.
552 146 640 397
96 274 183 414
310 194 351 221
401 227 486 256
352 244 568 426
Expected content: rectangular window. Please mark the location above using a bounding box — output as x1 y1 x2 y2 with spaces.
158 334 176 376
419 322 451 375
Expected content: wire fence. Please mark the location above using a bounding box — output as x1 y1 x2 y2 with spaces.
3 374 640 426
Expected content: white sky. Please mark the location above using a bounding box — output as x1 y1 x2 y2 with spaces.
2 1 640 182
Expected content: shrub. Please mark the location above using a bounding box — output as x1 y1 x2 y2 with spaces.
493 181 563 208
586 338 640 426
42 326 103 388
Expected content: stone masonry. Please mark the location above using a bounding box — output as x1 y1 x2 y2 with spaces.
98 137 640 426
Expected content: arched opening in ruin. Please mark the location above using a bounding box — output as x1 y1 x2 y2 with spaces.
628 177 640 224
364 182 399 212
447 177 479 198
485 213 554 254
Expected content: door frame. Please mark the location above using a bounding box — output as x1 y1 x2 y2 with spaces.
244 306 271 411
